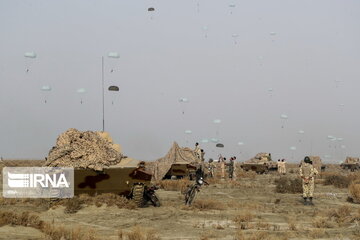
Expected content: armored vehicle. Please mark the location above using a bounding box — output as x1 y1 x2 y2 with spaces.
240 153 277 174
162 162 197 179
341 157 360 171
74 158 160 207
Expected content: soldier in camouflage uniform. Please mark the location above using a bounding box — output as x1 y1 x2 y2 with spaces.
228 157 235 179
299 156 318 205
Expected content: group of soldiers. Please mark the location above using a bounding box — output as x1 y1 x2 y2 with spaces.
194 143 236 180
193 143 319 206
277 159 287 174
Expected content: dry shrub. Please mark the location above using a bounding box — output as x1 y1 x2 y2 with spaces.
313 217 334 228
64 197 83 214
0 211 43 229
118 226 160 240
287 221 297 231
79 193 137 209
234 230 270 240
236 170 257 179
0 211 100 240
192 199 226 210
0 197 51 210
323 174 351 188
327 206 352 225
274 177 302 194
349 182 360 203
234 212 254 230
157 179 190 192
308 229 327 239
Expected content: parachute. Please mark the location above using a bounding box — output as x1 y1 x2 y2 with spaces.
107 52 120 73
280 114 288 129
232 34 239 44
108 85 119 105
178 97 189 114
41 85 51 104
228 4 236 14
184 130 192 134
201 139 209 143
108 52 120 58
202 26 208 38
216 143 224 148
213 119 221 124
238 142 244 146
24 52 36 58
148 7 155 20
210 138 219 143
108 86 119 91
77 88 86 104
24 52 37 72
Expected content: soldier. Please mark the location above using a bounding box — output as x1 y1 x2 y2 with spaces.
208 158 216 178
277 159 281 174
194 142 201 160
228 157 235 179
299 156 318 205
281 159 286 174
200 149 205 162
220 157 226 179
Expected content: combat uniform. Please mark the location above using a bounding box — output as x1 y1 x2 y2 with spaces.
228 160 234 179
194 145 201 160
299 162 318 205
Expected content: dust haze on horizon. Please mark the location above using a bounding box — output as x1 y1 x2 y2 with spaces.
0 0 359 163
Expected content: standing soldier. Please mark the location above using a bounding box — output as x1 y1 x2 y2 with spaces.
277 159 281 174
228 157 235 179
299 156 318 205
208 158 216 178
220 157 226 179
281 159 287 174
194 142 201 160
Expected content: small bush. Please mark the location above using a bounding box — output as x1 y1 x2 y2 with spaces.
349 182 360 203
274 177 302 194
118 226 160 240
157 179 190 192
192 199 226 210
323 174 351 188
79 193 137 209
64 198 83 214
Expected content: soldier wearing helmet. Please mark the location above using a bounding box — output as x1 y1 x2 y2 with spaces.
299 156 318 205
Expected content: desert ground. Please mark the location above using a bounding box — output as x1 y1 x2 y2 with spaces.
0 160 360 240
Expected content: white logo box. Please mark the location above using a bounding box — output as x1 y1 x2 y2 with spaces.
3 167 74 198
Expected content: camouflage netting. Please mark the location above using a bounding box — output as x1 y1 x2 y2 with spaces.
344 157 360 164
147 142 200 181
44 128 123 171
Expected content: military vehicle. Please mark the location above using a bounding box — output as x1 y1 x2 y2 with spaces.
341 157 360 171
74 158 160 207
240 153 277 174
162 162 197 180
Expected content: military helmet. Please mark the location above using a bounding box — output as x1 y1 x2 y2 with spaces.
304 156 312 164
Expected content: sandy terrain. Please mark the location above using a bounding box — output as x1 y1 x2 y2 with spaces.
0 163 359 240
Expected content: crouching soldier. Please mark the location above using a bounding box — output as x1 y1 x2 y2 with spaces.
299 156 318 205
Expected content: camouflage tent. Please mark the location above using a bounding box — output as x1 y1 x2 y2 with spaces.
148 142 200 181
344 157 360 164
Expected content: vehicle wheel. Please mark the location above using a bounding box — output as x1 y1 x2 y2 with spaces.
132 184 144 207
150 194 161 207
185 185 196 206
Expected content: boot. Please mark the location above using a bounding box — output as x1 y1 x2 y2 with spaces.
309 197 314 205
303 197 308 205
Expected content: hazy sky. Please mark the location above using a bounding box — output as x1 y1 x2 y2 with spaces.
1 0 359 163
